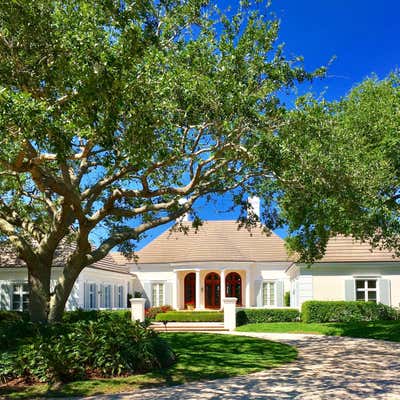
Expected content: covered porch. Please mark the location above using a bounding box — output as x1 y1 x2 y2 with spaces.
171 267 252 310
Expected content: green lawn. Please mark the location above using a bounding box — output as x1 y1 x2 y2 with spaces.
0 333 297 399
236 320 400 341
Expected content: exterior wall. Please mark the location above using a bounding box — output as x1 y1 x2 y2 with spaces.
298 262 400 307
131 261 291 309
0 267 131 311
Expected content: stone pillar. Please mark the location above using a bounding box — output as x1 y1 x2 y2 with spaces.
223 297 237 331
130 298 146 322
195 270 201 309
220 269 226 310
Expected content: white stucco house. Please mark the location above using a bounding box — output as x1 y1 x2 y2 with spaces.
124 221 399 310
0 246 133 312
1 206 399 312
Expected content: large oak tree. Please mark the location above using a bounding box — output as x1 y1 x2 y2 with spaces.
256 73 400 262
0 1 322 322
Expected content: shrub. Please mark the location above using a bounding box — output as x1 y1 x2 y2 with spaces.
236 308 300 326
63 309 130 323
155 311 223 322
0 317 175 384
0 310 28 323
301 301 398 323
146 305 173 320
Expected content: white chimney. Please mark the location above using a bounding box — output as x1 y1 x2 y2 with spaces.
248 196 261 219
178 197 190 222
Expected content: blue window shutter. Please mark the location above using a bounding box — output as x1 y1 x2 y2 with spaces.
276 280 284 307
83 282 88 309
0 283 11 310
164 282 173 307
345 279 355 301
379 279 391 306
255 280 262 307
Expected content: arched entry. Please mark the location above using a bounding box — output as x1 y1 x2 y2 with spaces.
184 273 196 308
204 272 221 309
225 272 242 306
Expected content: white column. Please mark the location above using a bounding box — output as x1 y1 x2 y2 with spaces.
220 269 226 310
245 269 251 307
223 297 237 331
130 298 146 322
172 271 179 310
195 269 201 309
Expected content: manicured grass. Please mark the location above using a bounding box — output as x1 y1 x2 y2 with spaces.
236 320 400 341
0 332 297 399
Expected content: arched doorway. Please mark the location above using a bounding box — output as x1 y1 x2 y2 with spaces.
204 272 221 309
225 272 242 306
184 273 196 308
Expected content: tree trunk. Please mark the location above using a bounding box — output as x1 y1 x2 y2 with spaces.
28 263 51 323
48 261 83 323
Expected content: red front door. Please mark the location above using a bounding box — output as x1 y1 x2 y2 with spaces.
225 272 242 306
205 272 221 309
184 273 196 308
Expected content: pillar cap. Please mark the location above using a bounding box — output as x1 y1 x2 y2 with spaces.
130 298 146 304
222 297 237 304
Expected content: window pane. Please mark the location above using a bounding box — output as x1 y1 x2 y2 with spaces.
262 283 268 305
356 290 365 301
270 283 275 306
367 291 377 302
356 280 365 289
367 280 376 289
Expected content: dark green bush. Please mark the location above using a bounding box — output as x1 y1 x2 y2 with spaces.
0 310 29 323
301 301 398 323
0 317 175 384
155 311 223 322
63 308 130 323
236 308 300 326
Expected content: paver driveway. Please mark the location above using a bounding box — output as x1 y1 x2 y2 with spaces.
84 332 400 400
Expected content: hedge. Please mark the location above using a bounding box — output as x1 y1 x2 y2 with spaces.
301 301 398 323
63 309 131 323
236 308 300 326
155 311 223 322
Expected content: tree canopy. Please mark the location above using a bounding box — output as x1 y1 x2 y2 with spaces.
256 73 400 262
0 0 322 321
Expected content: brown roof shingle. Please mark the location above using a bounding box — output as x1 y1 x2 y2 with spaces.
134 220 290 264
0 242 130 274
317 235 400 263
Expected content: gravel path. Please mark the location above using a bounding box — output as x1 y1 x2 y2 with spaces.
83 332 400 400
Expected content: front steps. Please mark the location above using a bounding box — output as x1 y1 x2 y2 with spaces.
150 322 228 332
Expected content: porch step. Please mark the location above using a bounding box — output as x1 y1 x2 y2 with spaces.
150 322 228 332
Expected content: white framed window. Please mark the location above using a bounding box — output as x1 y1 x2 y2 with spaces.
104 285 112 308
88 283 97 309
117 285 124 308
152 283 164 307
12 283 29 311
356 279 377 302
262 281 276 306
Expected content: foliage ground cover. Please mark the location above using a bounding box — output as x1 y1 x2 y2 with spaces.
0 315 175 385
155 311 223 322
0 333 297 399
236 321 400 342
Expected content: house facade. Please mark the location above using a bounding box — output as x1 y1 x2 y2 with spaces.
0 247 133 312
1 219 399 313
126 221 399 310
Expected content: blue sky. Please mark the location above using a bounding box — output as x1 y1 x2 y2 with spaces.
133 0 399 250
